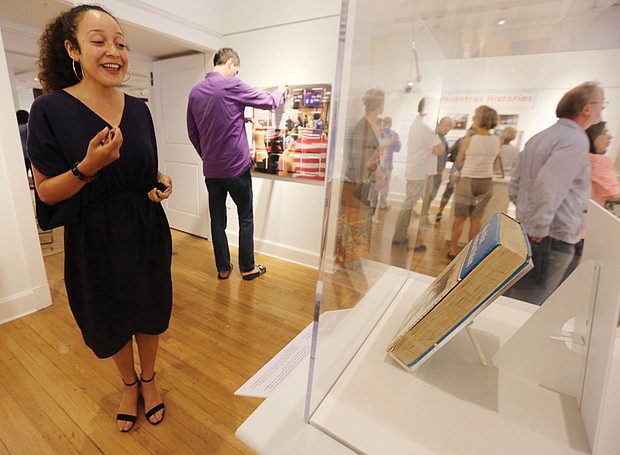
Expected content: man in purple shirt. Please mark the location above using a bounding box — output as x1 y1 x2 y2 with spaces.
187 47 286 280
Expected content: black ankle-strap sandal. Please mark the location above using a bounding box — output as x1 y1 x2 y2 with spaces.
140 372 166 425
116 376 139 432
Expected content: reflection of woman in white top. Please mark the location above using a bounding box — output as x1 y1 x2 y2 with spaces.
498 126 519 176
448 105 500 258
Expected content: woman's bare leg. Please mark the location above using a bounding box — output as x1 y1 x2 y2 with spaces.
111 339 139 432
135 333 165 424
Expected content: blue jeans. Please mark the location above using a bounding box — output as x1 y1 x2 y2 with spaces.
505 237 576 305
205 168 255 274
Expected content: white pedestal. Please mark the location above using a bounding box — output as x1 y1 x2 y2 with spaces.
237 204 620 454
309 286 590 455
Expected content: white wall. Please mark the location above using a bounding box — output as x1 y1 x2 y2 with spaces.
440 50 620 153
129 0 221 32
223 13 340 267
220 0 340 35
0 32 51 324
380 49 620 201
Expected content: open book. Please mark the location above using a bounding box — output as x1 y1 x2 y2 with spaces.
387 212 532 370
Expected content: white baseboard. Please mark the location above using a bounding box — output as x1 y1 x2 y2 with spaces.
227 231 319 269
0 284 52 326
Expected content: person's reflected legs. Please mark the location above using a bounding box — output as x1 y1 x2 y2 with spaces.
393 179 425 244
469 217 483 240
505 237 575 305
448 216 466 259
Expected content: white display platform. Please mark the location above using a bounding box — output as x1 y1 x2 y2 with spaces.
310 281 590 454
236 268 410 455
237 271 592 454
237 203 620 455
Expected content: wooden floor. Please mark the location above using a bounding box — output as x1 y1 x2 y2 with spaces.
2 229 320 454
8 198 456 454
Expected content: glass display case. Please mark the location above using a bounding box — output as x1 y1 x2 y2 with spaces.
237 1 620 453
299 0 620 451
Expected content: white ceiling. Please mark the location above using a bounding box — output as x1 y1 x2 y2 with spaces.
0 0 197 58
3 0 620 92
0 0 201 91
358 0 620 60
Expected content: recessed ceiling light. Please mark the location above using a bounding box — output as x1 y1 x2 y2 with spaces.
498 19 507 25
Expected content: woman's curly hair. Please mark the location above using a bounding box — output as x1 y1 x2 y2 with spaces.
37 4 114 93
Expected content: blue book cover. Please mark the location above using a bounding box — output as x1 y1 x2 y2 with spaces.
388 212 532 370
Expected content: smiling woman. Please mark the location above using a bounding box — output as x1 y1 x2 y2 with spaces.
64 9 128 90
28 4 174 433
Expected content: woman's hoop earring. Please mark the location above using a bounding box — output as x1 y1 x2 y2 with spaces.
122 66 132 83
72 60 83 81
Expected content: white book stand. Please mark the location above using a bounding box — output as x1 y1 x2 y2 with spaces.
493 203 620 452
492 260 598 400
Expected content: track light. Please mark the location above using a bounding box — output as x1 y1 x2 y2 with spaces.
405 23 422 93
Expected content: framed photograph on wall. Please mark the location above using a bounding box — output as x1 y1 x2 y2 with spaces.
499 114 519 126
251 83 331 181
448 113 468 130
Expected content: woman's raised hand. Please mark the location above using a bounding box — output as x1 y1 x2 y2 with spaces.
82 126 124 174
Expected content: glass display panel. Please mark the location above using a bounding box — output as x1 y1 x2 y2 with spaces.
305 0 620 423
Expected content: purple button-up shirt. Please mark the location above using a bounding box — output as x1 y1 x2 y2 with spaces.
187 72 285 178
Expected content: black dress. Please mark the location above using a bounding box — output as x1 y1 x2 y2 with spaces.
28 90 173 359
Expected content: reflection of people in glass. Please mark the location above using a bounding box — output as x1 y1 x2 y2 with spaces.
378 116 401 210
506 82 605 306
279 140 296 175
435 127 477 222
448 105 500 259
563 121 618 280
17 110 30 176
337 88 385 267
28 5 172 431
392 97 435 251
420 116 454 225
497 126 519 176
585 121 619 206
370 117 389 224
